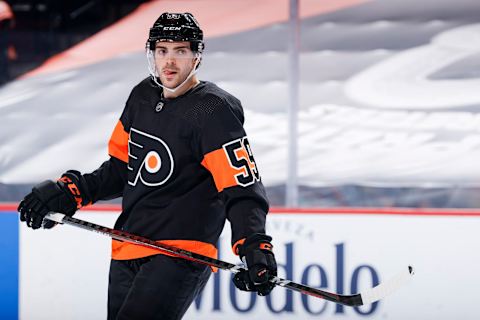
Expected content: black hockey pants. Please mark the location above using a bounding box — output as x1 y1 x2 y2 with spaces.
107 254 211 320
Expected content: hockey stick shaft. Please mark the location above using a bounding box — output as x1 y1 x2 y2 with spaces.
45 213 413 307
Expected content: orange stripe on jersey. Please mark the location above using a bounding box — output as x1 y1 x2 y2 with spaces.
201 148 246 192
108 120 129 163
111 239 219 271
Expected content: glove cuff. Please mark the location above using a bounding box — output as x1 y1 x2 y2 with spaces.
232 238 245 255
58 170 92 209
238 233 273 258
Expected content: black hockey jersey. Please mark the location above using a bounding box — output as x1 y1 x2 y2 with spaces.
80 78 269 261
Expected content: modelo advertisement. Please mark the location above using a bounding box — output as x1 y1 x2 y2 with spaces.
19 211 480 320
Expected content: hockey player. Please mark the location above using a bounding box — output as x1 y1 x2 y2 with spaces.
17 12 277 320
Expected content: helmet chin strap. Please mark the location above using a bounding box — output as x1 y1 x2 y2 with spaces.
147 51 202 93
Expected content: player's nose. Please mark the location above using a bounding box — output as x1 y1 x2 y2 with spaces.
164 52 177 63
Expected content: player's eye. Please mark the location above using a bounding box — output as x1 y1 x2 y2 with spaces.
155 48 167 56
177 49 186 55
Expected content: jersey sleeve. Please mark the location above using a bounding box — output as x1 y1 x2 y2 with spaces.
198 95 269 254
69 94 133 205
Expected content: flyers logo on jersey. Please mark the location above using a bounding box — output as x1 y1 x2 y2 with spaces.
127 127 174 187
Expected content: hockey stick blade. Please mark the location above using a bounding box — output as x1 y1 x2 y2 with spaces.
45 213 413 307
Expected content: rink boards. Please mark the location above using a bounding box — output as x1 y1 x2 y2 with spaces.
1 208 479 320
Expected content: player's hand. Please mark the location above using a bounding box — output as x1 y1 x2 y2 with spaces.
233 233 277 296
18 180 77 230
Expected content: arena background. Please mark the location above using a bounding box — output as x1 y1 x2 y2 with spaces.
1 0 480 319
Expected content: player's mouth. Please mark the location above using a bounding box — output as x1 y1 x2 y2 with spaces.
163 70 178 80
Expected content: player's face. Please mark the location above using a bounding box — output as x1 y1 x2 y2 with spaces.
154 41 197 89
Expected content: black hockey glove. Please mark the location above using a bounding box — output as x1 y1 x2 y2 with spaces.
233 233 277 296
18 171 89 230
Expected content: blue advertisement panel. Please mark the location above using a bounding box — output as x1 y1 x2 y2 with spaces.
0 212 18 320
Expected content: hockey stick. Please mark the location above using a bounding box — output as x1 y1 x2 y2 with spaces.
45 213 414 307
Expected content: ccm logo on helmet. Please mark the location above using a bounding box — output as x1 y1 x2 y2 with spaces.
163 27 182 31
127 127 174 187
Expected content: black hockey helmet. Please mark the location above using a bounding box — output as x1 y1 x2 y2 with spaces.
147 12 204 53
